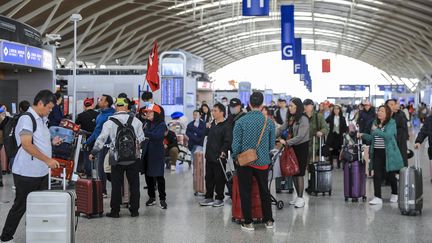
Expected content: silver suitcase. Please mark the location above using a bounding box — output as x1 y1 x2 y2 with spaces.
26 168 76 243
398 150 423 216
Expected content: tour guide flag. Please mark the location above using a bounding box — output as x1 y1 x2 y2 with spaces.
146 41 160 92
281 5 295 60
293 38 302 74
322 59 331 73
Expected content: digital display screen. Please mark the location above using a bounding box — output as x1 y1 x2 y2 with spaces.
161 77 183 106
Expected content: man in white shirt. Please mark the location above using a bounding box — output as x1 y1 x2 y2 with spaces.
1 90 62 243
90 98 145 218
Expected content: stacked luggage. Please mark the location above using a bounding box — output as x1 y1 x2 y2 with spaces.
341 135 367 202
50 119 84 182
308 137 332 196
399 150 423 216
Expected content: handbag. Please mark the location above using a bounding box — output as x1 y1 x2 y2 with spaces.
237 116 268 167
279 146 300 177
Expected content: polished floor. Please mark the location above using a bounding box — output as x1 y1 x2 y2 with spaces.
1 146 432 243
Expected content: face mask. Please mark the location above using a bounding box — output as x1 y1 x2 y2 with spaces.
143 101 150 107
230 107 238 115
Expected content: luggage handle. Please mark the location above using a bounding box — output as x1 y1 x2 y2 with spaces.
313 136 324 162
218 158 233 182
357 138 362 162
48 165 67 190
414 149 420 169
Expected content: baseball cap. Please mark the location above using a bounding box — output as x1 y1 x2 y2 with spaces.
115 98 127 106
303 99 314 106
83 98 94 107
229 98 241 107
144 104 161 114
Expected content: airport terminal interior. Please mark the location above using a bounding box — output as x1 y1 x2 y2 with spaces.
0 0 432 242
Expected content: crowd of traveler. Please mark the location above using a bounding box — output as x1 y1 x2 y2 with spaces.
0 87 432 240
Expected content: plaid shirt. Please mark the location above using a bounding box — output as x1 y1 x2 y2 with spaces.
232 111 276 166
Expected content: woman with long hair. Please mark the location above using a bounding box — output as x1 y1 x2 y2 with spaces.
326 104 348 168
199 104 212 124
359 105 404 205
278 98 310 208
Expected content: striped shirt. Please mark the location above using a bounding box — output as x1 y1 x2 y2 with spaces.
374 127 385 149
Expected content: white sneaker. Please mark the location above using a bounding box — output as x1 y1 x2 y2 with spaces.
289 198 297 205
170 165 176 171
369 197 383 205
294 198 305 208
390 194 398 203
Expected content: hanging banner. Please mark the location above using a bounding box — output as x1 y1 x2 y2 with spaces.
242 0 270 16
293 38 302 74
322 59 331 73
300 55 306 81
281 5 295 60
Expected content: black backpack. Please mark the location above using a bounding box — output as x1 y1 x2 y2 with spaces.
3 112 36 158
109 115 137 164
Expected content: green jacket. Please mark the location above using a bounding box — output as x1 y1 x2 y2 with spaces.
361 119 404 172
308 112 329 162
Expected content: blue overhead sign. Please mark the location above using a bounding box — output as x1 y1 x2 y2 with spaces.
293 38 302 74
242 0 270 16
2 41 26 65
0 40 53 70
339 85 366 91
26 46 43 67
281 5 295 60
377 85 405 93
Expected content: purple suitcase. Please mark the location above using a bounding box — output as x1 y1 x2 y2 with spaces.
343 140 367 202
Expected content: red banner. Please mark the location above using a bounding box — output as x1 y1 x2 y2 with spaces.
322 59 331 73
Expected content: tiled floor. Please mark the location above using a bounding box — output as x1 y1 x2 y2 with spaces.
1 145 432 243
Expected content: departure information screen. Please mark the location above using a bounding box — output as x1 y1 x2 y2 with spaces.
161 77 183 105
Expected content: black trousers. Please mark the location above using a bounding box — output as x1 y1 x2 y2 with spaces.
145 175 166 201
205 161 226 200
373 149 398 198
0 174 48 242
110 162 140 214
237 166 273 224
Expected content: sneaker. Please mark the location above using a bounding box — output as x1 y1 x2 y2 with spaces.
294 198 305 208
160 200 167 209
199 198 214 206
369 197 383 205
106 212 120 218
212 199 224 207
289 198 297 205
390 194 398 203
130 211 139 217
146 198 156 206
102 193 108 198
170 165 176 171
265 221 274 229
241 223 255 231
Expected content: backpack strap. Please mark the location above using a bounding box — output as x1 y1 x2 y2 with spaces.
17 112 37 160
109 117 125 128
126 115 134 127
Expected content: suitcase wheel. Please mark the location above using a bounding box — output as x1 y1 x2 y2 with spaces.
362 196 367 202
288 189 294 194
277 201 284 210
345 197 348 202
322 193 325 196
328 191 332 196
99 213 104 217
86 214 91 219
352 198 358 203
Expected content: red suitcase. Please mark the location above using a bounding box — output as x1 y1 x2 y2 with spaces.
231 175 263 223
76 178 104 218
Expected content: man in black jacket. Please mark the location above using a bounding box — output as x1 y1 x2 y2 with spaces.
274 99 287 125
386 99 408 166
227 98 246 127
76 98 99 177
200 103 232 208
414 114 432 182
357 100 376 138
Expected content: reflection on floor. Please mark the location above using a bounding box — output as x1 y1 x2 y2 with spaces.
0 145 431 243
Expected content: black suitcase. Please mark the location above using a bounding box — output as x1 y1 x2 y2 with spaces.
308 137 332 196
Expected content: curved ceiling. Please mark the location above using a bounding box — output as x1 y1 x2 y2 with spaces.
1 0 432 88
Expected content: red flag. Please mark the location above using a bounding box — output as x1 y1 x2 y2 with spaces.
322 59 331 73
146 41 160 92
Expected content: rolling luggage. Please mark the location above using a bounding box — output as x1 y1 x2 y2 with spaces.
399 150 423 216
231 175 263 223
343 139 366 202
193 151 205 195
26 168 76 243
76 161 103 219
308 137 332 196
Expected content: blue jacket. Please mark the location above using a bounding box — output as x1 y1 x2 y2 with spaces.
85 107 115 145
186 119 206 151
48 104 64 127
232 111 276 166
